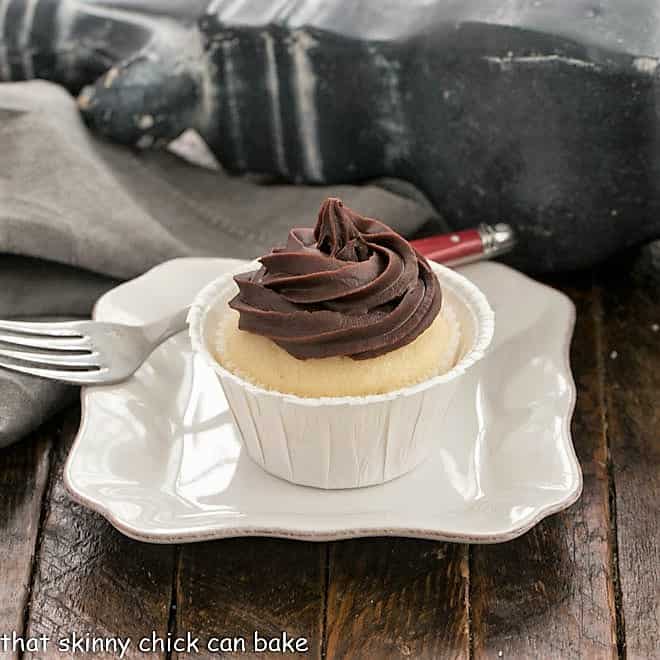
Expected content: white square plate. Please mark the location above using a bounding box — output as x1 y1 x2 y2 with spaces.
64 258 582 543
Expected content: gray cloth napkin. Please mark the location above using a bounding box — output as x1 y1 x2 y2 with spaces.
0 80 444 447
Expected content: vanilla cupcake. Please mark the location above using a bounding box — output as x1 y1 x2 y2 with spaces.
189 198 494 489
218 198 460 397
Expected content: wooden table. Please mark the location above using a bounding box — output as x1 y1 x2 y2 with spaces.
1 244 658 660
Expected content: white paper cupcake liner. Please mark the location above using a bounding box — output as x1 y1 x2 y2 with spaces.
189 260 494 489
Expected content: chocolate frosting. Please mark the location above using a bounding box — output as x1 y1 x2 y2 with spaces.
229 198 442 359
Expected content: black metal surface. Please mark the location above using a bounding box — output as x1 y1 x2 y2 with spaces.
2 0 660 271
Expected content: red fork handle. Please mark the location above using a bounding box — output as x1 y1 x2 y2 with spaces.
410 224 516 267
411 229 483 264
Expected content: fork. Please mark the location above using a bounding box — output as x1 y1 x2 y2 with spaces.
0 307 190 385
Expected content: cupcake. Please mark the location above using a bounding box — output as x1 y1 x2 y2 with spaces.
218 197 460 397
189 198 494 489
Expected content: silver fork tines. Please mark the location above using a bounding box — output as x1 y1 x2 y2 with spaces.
0 347 100 367
0 332 91 351
0 320 84 336
0 361 109 384
0 308 189 385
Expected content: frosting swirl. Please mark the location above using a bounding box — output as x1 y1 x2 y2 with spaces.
229 198 442 359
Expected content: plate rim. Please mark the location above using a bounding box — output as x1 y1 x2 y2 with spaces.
63 258 583 544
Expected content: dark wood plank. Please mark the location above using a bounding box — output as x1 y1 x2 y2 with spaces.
0 416 53 660
471 275 617 659
23 408 175 660
325 539 469 659
175 539 325 659
601 244 660 659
